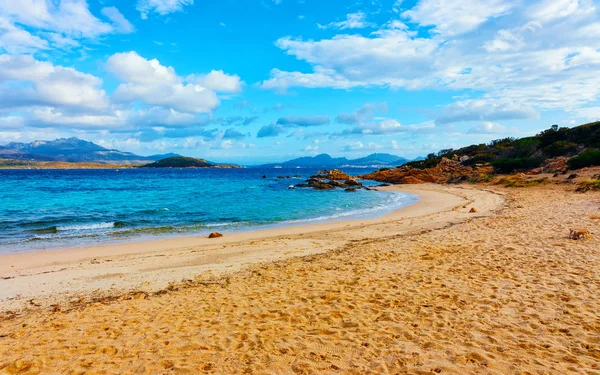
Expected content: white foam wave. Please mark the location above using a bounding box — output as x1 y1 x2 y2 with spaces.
57 222 116 231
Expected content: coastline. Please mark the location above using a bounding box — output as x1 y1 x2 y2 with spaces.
0 183 504 313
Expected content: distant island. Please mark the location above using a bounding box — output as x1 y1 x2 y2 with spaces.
140 156 240 168
254 153 416 169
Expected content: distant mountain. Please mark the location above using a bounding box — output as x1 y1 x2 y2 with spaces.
255 153 412 168
141 156 212 168
0 138 180 164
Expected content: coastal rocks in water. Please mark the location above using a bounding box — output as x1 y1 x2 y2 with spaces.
208 232 223 238
344 179 362 187
569 228 590 240
312 169 351 181
345 187 357 192
313 183 336 190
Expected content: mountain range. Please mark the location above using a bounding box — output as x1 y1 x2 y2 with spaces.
0 138 178 164
0 137 415 168
255 153 412 168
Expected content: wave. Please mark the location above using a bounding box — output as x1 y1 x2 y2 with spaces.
280 192 419 225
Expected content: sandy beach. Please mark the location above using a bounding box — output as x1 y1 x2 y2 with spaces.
1 183 599 374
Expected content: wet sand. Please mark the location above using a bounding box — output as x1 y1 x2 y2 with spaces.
1 184 599 374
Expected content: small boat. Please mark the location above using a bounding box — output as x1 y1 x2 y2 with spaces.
288 185 295 190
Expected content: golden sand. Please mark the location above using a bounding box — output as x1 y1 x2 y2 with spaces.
1 185 599 374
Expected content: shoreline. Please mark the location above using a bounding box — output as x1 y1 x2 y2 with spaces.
0 184 505 313
1 187 418 255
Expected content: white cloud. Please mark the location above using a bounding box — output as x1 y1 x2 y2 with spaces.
106 51 240 114
303 144 318 152
0 54 108 111
527 0 595 23
0 17 48 54
318 12 375 30
342 142 364 151
101 7 135 34
137 0 194 19
188 70 243 93
436 99 539 125
467 121 507 134
263 2 600 116
0 0 129 38
402 0 514 36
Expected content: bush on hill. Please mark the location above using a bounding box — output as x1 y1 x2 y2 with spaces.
567 149 600 169
491 158 544 173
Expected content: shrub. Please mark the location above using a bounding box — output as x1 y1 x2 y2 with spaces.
567 149 600 169
491 157 543 173
543 141 578 157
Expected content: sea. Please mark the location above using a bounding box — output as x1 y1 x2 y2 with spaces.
0 167 419 254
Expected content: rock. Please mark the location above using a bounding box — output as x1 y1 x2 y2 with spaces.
345 187 357 192
177 229 183 233
360 157 492 185
567 173 578 180
313 183 336 190
542 157 568 173
344 179 362 186
469 207 478 213
295 183 310 188
312 169 350 181
208 232 223 238
459 155 471 163
569 228 591 240
262 175 266 179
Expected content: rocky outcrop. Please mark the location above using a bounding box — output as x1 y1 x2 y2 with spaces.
312 169 351 181
297 170 367 191
360 157 493 185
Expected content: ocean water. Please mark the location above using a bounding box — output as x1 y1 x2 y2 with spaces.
0 168 419 254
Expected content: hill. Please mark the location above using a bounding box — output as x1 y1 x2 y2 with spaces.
140 156 213 168
0 138 180 165
256 153 411 168
361 121 600 184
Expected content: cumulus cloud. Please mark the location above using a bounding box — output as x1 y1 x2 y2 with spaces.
402 0 514 36
0 0 132 44
0 54 109 111
257 123 285 138
0 17 48 54
188 70 243 93
137 0 194 19
276 115 330 127
436 99 539 125
261 0 600 118
107 52 241 114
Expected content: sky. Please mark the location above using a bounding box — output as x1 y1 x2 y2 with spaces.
1 0 600 163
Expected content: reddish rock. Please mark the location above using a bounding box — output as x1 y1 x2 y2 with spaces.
360 157 492 185
208 232 223 238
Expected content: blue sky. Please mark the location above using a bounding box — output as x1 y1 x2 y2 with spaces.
1 0 600 163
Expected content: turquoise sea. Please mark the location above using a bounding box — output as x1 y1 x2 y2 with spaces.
0 168 418 254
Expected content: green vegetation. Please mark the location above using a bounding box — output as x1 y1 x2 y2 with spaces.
401 121 600 174
491 158 543 173
567 149 600 169
141 156 212 168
